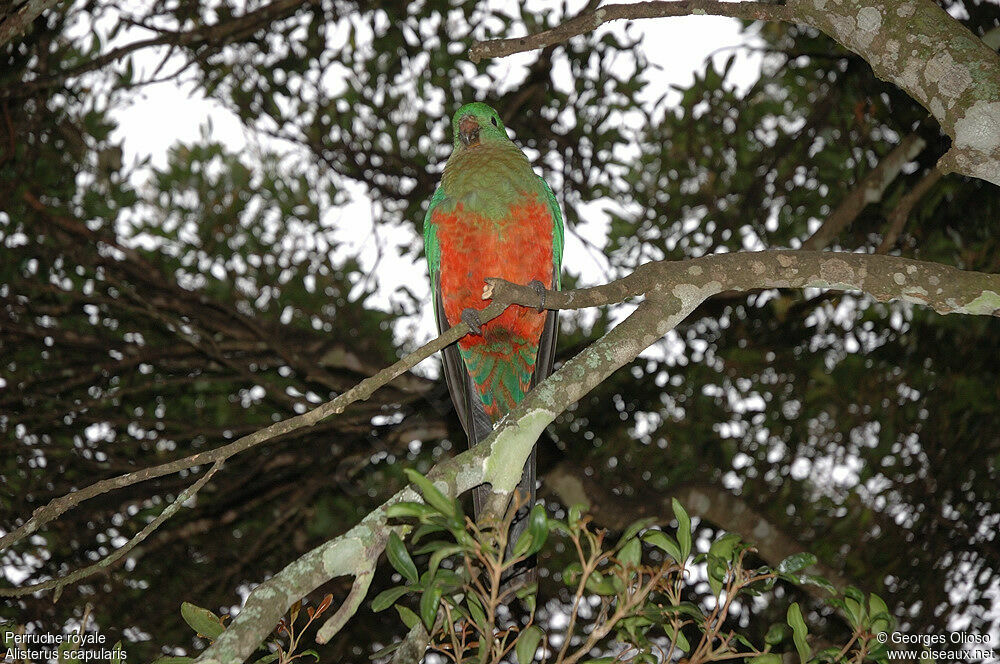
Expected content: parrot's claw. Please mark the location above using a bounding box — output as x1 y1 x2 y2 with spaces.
527 279 547 312
461 307 484 335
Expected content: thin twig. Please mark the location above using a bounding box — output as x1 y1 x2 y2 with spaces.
801 134 927 250
877 168 944 253
469 1 793 62
0 460 224 597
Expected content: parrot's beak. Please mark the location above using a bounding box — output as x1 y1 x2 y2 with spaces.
459 115 480 146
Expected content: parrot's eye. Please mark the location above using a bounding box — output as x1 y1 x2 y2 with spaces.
491 117 498 126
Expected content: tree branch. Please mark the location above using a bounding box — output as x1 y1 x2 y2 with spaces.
468 1 793 63
486 250 1000 318
877 167 945 253
0 460 224 598
0 0 62 46
469 0 1000 187
801 134 926 250
2 0 317 96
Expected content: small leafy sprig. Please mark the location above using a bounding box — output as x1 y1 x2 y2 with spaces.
370 475 895 664
155 595 334 664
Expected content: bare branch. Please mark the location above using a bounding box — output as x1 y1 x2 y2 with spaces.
2 0 317 96
801 134 926 250
0 460 224 598
468 1 793 63
0 299 498 554
877 168 945 253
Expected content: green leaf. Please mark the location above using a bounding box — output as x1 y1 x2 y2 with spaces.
411 523 446 544
708 533 741 562
152 658 194 664
844 597 863 628
181 602 225 639
428 544 464 577
778 552 817 575
419 579 442 629
404 469 457 518
253 653 280 664
668 625 690 651
642 530 683 562
516 625 543 664
786 602 811 663
869 593 892 632
562 562 583 586
816 647 844 661
110 642 124 664
748 655 783 664
618 537 641 567
371 586 410 612
584 570 617 595
395 605 421 630
514 504 550 557
672 499 692 561
617 517 656 548
655 602 704 619
800 574 837 594
707 554 727 597
386 531 419 583
765 623 790 645
386 501 439 520
466 594 488 631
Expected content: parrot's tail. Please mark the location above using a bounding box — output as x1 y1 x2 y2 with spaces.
472 445 536 594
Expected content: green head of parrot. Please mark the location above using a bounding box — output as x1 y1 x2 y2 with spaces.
451 102 511 150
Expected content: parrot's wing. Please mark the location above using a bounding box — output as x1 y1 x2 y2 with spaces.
539 175 564 287
424 186 493 450
434 278 493 446
531 175 564 389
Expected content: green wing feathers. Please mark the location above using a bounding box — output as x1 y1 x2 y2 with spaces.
540 176 564 288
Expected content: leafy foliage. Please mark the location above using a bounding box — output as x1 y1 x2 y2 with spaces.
366 486 893 663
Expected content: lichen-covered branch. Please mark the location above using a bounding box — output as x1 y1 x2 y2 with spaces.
0 0 61 46
470 0 1000 187
486 250 1000 318
195 250 998 663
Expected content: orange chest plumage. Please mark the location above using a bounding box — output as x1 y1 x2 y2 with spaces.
432 196 554 349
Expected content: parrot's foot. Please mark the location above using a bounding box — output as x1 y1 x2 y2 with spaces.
461 307 484 335
527 279 547 312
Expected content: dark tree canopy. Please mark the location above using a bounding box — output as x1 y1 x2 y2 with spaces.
1 0 999 661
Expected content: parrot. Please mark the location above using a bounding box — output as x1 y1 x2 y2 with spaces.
423 101 563 588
